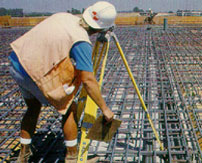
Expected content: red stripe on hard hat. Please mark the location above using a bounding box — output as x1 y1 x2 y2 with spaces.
93 16 99 21
92 11 97 15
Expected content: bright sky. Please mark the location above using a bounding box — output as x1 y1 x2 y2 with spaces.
0 0 202 13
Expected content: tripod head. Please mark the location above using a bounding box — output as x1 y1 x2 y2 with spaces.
96 26 115 43
104 25 115 32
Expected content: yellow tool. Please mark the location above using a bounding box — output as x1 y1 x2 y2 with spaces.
77 33 111 163
77 28 164 163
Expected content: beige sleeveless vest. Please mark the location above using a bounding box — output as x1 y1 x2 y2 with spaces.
10 13 91 112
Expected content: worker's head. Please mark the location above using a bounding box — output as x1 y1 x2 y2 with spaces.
82 1 117 30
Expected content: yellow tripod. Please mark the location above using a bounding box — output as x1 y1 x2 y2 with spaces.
77 29 164 163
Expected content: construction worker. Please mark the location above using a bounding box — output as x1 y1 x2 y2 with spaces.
9 1 117 162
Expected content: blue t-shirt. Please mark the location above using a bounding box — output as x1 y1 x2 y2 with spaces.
9 51 29 77
9 41 93 77
70 41 93 72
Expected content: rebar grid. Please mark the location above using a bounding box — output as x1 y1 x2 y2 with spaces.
0 26 202 162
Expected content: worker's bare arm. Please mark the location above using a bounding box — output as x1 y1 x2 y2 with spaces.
80 70 114 121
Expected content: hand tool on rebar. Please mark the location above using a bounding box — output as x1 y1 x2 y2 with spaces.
86 115 122 142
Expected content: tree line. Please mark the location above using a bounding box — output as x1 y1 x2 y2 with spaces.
0 7 174 17
0 8 23 17
0 7 84 17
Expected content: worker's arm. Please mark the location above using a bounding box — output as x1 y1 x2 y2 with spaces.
70 41 114 121
80 70 114 122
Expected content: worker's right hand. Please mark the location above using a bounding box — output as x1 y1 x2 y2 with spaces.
102 107 114 123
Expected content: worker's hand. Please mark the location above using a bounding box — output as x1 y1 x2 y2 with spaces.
102 107 114 123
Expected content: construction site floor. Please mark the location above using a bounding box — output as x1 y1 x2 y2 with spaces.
0 25 202 163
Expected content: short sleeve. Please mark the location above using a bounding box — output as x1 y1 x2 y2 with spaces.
70 42 93 72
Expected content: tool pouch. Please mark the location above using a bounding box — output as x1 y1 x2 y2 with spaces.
37 57 81 112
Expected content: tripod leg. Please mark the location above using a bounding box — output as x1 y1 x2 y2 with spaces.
92 41 100 69
98 40 110 85
94 42 107 75
111 32 164 151
92 40 99 59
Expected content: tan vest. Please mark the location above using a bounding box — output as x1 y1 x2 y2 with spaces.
10 13 91 112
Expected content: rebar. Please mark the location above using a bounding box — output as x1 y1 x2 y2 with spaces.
0 25 202 162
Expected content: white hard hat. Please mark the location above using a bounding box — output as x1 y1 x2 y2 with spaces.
83 1 117 29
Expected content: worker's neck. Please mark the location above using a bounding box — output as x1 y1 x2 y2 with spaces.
87 28 103 36
87 30 97 36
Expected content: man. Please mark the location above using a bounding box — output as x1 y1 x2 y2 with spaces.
9 1 117 162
